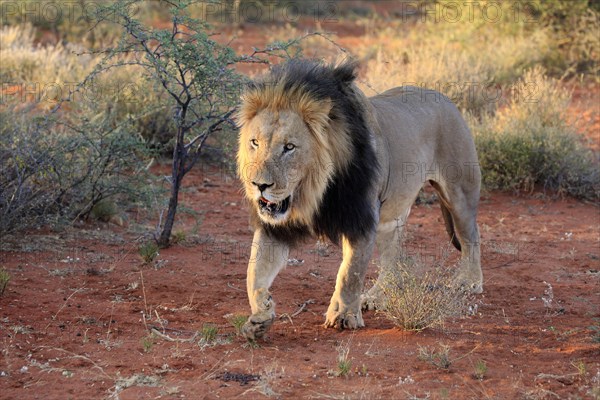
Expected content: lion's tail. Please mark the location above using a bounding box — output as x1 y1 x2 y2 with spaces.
440 202 462 252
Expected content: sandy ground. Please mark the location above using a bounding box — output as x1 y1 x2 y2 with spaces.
1 163 599 399
1 9 599 400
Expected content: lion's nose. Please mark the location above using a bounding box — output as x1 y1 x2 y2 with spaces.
252 182 274 192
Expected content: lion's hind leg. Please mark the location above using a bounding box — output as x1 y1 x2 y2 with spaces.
430 180 483 294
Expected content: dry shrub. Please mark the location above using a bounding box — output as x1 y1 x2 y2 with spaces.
0 24 172 234
0 99 156 234
379 258 471 332
418 344 452 370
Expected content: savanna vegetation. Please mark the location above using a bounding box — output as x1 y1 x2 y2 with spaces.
1 0 597 237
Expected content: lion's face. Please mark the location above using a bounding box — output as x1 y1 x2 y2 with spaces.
238 109 333 226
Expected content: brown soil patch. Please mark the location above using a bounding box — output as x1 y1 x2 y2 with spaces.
1 163 599 399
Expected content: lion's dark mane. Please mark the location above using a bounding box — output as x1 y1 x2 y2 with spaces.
249 59 380 245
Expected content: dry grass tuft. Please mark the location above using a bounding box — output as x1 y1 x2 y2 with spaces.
0 268 10 296
379 258 471 332
418 344 453 370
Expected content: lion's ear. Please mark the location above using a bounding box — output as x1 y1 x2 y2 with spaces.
332 60 359 84
236 93 262 127
298 95 332 132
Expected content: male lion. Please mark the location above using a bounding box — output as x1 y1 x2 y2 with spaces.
236 59 482 340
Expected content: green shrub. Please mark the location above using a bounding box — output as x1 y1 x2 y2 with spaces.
473 359 487 380
91 200 118 222
91 0 248 246
138 241 159 265
336 344 352 377
141 334 154 353
228 314 248 336
472 68 599 200
200 323 219 343
171 230 187 244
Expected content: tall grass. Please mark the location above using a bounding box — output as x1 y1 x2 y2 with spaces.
361 0 598 87
358 3 561 115
0 24 95 85
357 2 598 200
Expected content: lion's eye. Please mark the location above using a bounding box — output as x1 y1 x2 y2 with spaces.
250 139 259 148
283 143 295 152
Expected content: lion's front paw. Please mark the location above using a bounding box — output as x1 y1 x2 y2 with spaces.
324 300 365 330
241 311 275 341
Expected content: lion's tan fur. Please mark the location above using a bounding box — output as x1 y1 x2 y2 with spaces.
235 60 482 340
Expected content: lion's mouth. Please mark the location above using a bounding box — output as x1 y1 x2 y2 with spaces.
258 196 291 216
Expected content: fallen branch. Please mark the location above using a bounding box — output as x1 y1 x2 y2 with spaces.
150 327 198 343
279 299 316 323
292 299 315 317
227 282 245 292
36 346 114 380
535 372 578 385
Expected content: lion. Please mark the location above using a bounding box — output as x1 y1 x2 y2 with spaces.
236 59 482 340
